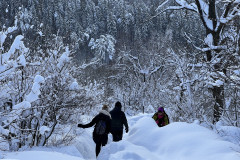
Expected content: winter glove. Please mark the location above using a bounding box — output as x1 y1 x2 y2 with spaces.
125 127 129 133
78 124 83 128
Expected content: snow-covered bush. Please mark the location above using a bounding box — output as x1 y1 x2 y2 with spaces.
20 35 83 147
0 22 34 151
0 28 84 150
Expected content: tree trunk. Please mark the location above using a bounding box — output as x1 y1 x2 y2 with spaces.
199 0 225 123
212 86 224 123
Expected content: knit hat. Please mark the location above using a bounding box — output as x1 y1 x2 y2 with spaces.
115 101 122 108
158 107 164 112
102 104 109 112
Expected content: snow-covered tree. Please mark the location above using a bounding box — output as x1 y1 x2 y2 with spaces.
0 21 34 150
22 35 83 147
0 26 84 150
88 34 116 64
158 0 240 123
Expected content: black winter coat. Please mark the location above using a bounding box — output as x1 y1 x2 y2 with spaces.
110 107 128 132
80 110 111 144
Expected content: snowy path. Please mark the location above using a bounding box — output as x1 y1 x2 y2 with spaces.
2 114 240 160
98 114 240 160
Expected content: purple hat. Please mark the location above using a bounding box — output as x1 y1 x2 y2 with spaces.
158 107 164 112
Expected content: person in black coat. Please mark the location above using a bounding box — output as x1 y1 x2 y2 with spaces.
78 105 111 157
110 101 129 142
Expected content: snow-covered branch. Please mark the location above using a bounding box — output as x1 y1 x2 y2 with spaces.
157 0 198 12
159 0 240 33
196 45 228 52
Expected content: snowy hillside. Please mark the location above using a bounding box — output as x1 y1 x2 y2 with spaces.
2 114 240 160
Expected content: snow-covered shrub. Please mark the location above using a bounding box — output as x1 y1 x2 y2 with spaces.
0 22 34 151
0 28 85 150
46 124 76 146
22 35 84 147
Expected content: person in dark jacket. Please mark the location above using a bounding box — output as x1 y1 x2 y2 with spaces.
110 101 129 142
152 107 169 127
78 105 111 157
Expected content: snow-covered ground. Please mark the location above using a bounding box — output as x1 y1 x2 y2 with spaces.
2 114 240 160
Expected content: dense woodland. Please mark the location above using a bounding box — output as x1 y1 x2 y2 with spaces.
0 0 240 151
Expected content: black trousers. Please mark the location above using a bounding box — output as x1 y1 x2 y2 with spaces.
95 142 102 157
111 130 123 142
93 133 108 157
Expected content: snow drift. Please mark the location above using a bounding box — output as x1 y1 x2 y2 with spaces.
98 116 240 160
2 114 240 160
